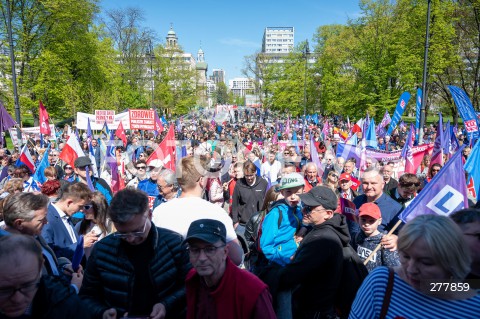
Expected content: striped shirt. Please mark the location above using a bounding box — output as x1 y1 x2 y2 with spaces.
349 267 480 319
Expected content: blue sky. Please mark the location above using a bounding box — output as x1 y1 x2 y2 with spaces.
100 0 362 82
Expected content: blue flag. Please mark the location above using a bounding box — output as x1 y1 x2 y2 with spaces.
365 117 377 149
464 138 480 200
292 131 300 155
399 147 468 223
387 92 411 136
32 146 50 187
448 85 480 140
415 88 422 141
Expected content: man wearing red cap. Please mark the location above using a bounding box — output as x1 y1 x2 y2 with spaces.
352 202 400 272
338 173 358 201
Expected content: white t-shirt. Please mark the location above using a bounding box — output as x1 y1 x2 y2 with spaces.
152 197 237 242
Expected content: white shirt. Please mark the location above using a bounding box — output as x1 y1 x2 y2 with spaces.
261 160 282 184
52 203 77 244
152 197 237 242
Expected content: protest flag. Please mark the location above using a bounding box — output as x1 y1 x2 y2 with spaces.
16 144 35 173
310 136 324 178
39 101 51 136
401 124 415 173
387 92 411 136
105 131 122 193
415 88 422 141
147 124 176 171
84 165 95 192
399 147 468 223
154 111 164 136
365 117 377 149
464 138 480 201
32 146 50 187
429 113 444 168
448 85 480 140
115 121 127 146
59 134 84 168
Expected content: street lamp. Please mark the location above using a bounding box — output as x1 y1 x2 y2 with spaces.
303 39 309 124
5 0 22 142
148 40 155 111
419 0 432 144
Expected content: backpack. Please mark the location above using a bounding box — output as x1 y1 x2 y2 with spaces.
334 232 369 318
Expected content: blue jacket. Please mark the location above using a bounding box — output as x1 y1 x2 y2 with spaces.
260 200 302 266
42 203 79 261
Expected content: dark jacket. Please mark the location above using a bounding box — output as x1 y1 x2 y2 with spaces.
0 275 92 319
231 176 268 224
278 213 349 313
352 231 400 272
79 224 191 319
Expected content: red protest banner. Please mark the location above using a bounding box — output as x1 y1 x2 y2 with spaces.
129 109 155 130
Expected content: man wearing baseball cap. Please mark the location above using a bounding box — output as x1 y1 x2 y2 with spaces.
338 173 358 201
74 156 112 203
184 219 276 319
277 185 366 318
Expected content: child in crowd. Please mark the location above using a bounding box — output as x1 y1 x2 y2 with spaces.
353 202 400 272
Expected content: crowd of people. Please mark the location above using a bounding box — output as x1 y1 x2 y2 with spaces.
0 110 478 319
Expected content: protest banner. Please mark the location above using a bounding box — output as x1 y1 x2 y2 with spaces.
95 110 115 125
129 109 155 130
76 112 130 130
9 125 56 146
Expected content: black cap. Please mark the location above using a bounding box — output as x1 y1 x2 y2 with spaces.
185 219 226 244
74 156 92 168
299 186 338 210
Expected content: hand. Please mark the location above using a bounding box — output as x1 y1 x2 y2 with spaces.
84 231 100 248
233 222 239 230
150 303 166 319
70 270 83 291
103 308 117 319
381 234 398 252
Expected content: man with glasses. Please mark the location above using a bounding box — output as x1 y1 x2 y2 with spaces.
42 182 95 261
138 160 163 198
184 219 276 319
276 186 358 319
48 149 64 179
80 188 191 319
388 173 420 208
0 235 91 318
152 169 181 210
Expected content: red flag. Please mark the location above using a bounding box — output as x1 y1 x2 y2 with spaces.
60 134 84 168
147 125 176 171
39 101 51 135
115 121 127 146
339 198 357 221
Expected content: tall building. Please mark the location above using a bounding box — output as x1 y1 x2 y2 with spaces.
262 27 294 54
210 69 225 84
229 77 255 97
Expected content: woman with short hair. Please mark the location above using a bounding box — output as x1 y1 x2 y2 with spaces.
349 214 480 319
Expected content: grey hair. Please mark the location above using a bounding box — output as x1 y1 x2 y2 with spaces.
3 193 49 227
304 162 318 171
159 169 179 191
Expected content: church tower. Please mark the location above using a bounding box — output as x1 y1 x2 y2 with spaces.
166 24 178 48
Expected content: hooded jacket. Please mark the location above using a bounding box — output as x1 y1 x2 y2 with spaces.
278 213 349 313
231 176 268 224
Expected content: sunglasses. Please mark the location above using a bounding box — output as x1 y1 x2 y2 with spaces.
136 166 146 170
65 166 72 170
83 204 93 210
329 174 338 178
400 182 420 188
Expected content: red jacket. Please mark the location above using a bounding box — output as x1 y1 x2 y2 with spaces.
304 177 322 192
186 258 268 319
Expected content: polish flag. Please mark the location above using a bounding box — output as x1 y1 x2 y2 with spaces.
39 101 51 135
60 134 84 168
17 144 35 173
147 125 176 171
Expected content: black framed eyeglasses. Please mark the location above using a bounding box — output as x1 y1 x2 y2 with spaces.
187 245 225 257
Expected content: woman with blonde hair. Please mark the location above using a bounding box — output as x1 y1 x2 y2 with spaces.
350 214 479 318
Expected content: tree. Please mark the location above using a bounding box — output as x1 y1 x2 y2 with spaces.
212 81 228 105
